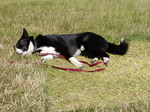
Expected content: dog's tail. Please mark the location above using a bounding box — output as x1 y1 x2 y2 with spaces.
107 38 129 55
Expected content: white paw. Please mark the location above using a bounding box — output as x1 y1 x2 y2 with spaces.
90 57 99 64
41 58 46 63
75 62 84 69
69 57 84 69
103 57 110 64
41 55 54 62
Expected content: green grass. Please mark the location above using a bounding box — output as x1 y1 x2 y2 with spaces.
0 0 150 111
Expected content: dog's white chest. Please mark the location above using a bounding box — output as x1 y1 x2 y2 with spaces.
37 46 59 54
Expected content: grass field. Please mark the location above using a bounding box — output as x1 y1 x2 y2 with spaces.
0 0 150 111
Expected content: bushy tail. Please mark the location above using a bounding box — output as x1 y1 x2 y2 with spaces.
107 38 129 55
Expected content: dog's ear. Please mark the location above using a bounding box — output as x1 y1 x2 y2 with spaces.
21 28 29 38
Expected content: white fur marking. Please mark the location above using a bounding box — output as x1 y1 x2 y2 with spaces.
69 57 84 69
27 41 34 54
80 45 85 51
103 57 110 64
37 46 59 54
74 49 81 56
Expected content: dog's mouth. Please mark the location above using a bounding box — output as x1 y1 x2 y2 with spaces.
13 46 23 55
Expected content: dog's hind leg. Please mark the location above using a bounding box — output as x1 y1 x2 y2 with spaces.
81 50 110 64
81 51 100 64
91 53 110 64
98 51 110 64
63 47 84 69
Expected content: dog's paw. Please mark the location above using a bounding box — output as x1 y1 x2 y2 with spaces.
103 57 110 64
41 55 54 63
41 58 46 63
90 57 99 64
75 62 84 69
69 57 84 69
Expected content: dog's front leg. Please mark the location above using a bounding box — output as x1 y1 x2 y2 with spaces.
41 55 54 62
69 57 84 69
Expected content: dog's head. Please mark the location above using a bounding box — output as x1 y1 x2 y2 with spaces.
14 28 35 55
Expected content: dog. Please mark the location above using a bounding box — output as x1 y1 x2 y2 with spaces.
14 28 128 69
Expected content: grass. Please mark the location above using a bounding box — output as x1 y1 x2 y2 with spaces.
0 0 150 111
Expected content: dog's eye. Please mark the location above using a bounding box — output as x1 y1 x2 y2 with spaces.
23 48 27 51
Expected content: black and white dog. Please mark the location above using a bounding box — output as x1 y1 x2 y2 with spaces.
14 28 128 69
